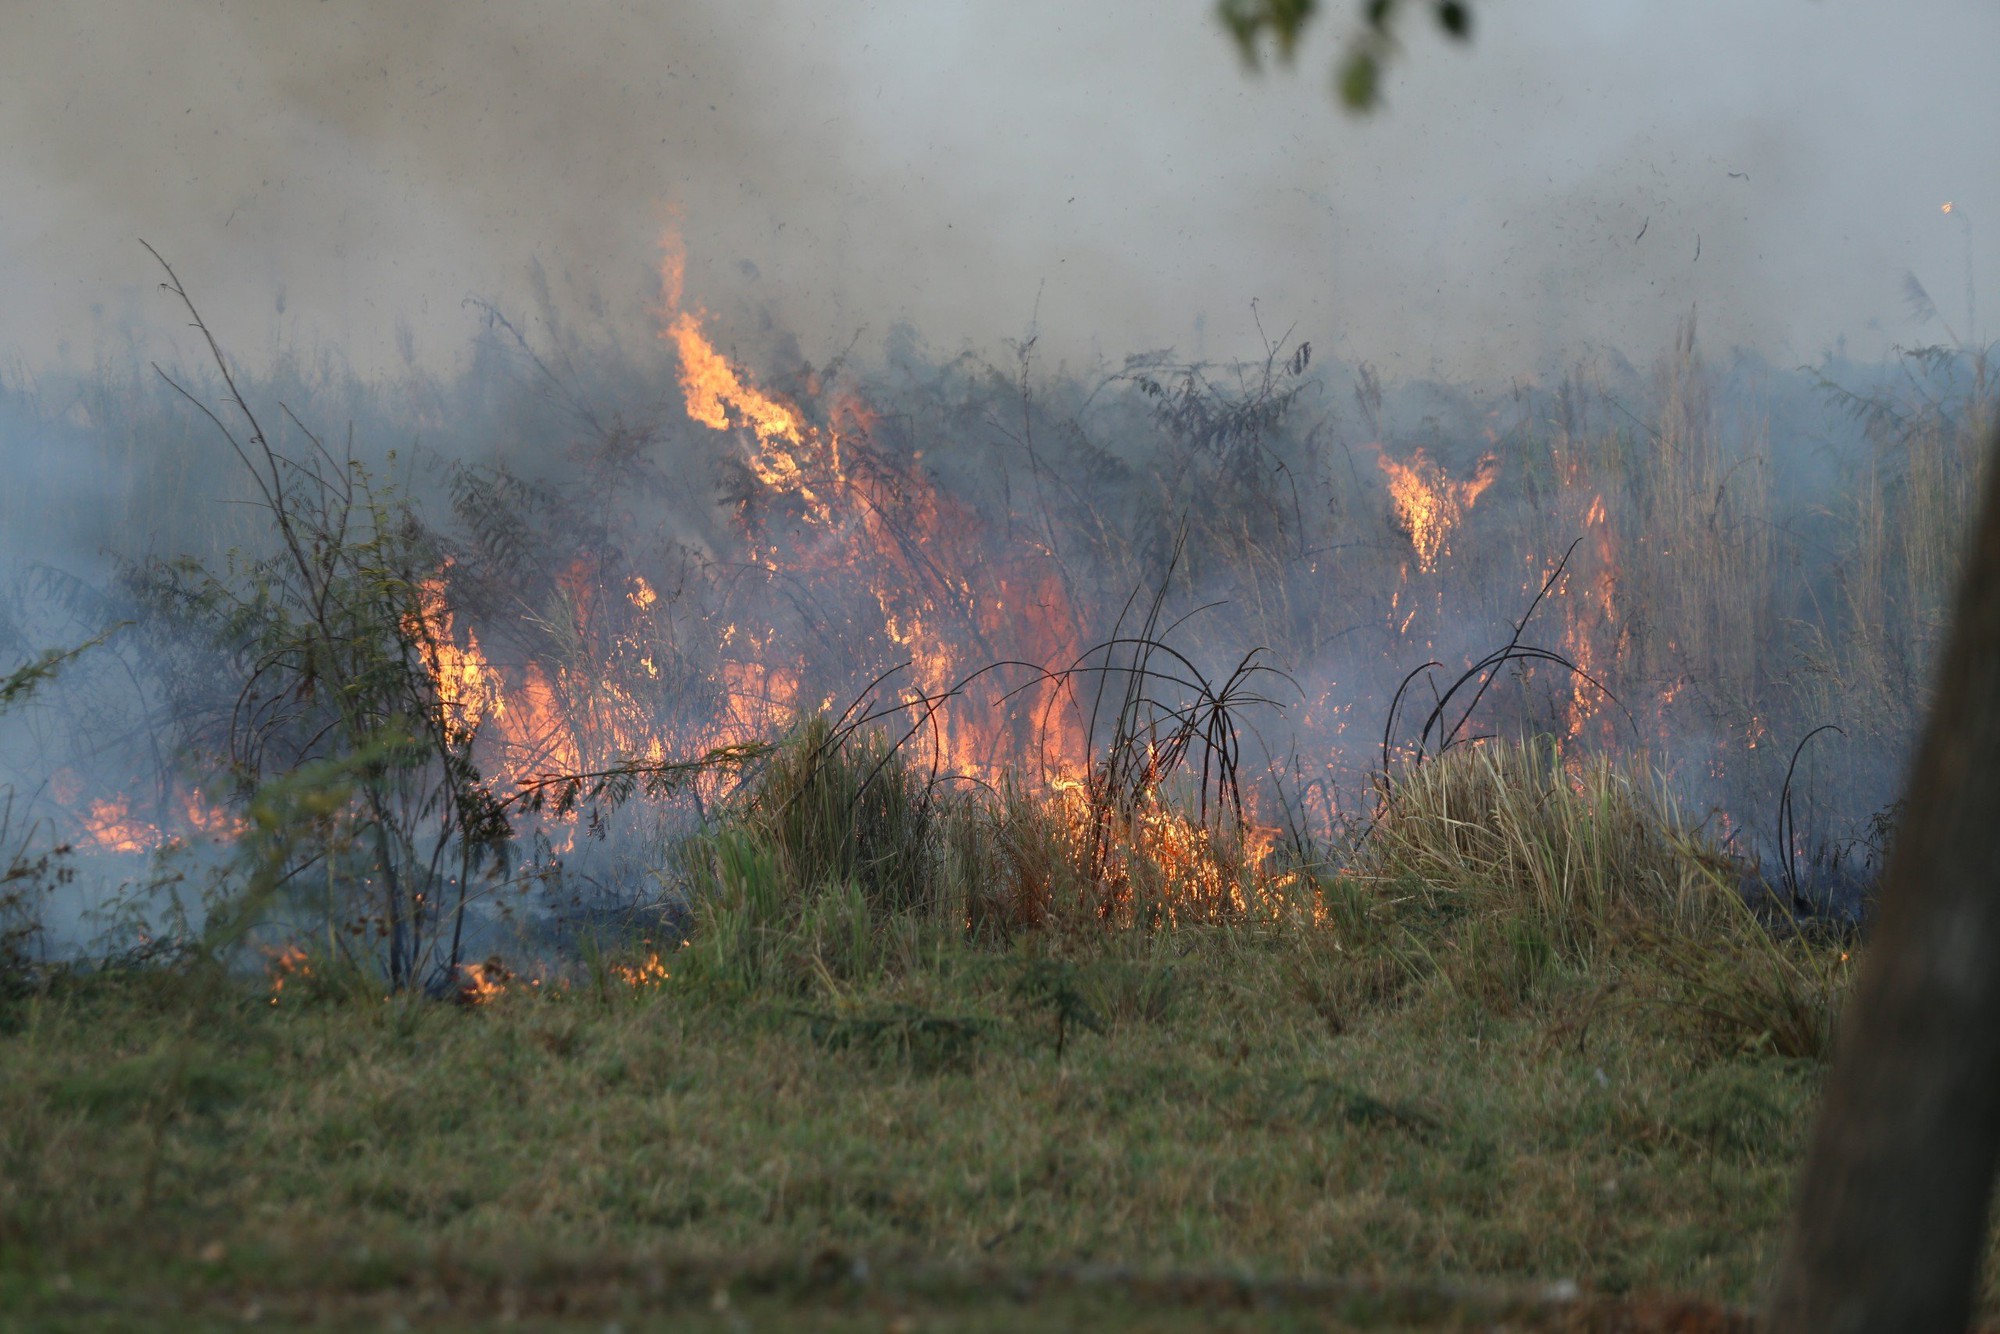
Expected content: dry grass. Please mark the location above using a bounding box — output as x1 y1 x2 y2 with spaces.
1358 740 1735 955
1349 741 1851 1058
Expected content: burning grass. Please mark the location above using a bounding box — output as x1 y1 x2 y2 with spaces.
670 715 1297 997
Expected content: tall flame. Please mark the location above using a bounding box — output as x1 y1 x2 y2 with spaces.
666 312 829 516
651 225 1085 783
409 568 500 740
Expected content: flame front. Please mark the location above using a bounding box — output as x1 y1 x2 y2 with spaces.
410 568 501 740
376 228 1094 816
650 226 1085 783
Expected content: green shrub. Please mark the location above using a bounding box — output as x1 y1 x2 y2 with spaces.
750 715 938 918
676 719 967 996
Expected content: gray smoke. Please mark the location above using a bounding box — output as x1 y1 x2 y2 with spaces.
0 0 1993 381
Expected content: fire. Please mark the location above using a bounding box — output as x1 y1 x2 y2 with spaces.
665 311 828 519
503 662 585 775
649 225 1087 784
1378 448 1500 572
182 787 248 841
1558 491 1622 745
722 659 803 737
1943 201 1955 215
406 563 598 788
455 956 511 1005
613 952 670 987
267 946 311 1004
70 782 247 855
391 226 1094 809
82 797 161 854
1027 782 1277 927
410 569 501 740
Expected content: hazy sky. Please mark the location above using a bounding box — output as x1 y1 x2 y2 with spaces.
1 1 1993 381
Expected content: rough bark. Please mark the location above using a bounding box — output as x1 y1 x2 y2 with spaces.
1770 433 2000 1330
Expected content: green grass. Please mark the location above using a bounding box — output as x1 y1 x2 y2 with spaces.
2 919 1832 1329
0 737 1888 1330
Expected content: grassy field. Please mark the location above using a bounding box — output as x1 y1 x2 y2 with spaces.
3 738 1880 1331
2 933 1813 1331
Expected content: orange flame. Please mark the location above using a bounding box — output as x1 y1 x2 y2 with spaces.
664 310 829 520
653 224 1086 785
267 946 311 1005
82 797 161 854
614 952 671 987
1377 448 1499 572
1557 492 1621 746
456 957 510 1005
183 788 248 841
410 569 501 741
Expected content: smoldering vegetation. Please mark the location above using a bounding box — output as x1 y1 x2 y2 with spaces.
0 266 1988 992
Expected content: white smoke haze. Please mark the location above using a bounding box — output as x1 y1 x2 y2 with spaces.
0 1 1993 378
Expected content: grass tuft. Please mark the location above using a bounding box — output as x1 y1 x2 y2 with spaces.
1360 739 1733 960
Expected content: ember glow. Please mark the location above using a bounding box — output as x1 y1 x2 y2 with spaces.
66 784 244 856
267 946 311 1005
613 952 670 987
455 957 510 1005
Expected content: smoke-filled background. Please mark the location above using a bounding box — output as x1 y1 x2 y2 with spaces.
1 0 1995 956
2 1 1992 380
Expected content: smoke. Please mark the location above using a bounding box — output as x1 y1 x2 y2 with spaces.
0 0 1985 907
0 1 1994 381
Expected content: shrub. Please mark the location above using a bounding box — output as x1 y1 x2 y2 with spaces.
676 719 963 995
746 715 938 919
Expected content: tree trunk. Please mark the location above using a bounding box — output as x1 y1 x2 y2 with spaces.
1770 432 2000 1331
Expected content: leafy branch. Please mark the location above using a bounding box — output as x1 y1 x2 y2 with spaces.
1219 0 1473 110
